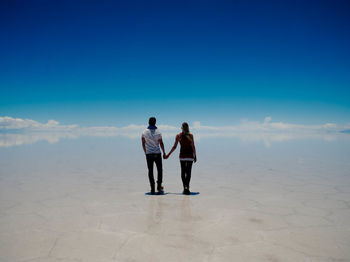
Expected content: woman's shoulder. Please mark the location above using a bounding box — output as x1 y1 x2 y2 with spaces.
176 133 184 140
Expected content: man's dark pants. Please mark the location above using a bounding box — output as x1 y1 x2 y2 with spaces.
146 153 163 191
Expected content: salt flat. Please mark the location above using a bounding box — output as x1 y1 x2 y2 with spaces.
0 137 350 262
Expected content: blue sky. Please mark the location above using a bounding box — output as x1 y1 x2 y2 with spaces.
1 0 350 126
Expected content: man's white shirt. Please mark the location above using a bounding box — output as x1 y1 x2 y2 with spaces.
142 128 162 154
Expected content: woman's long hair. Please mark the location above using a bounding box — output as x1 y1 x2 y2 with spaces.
181 122 192 141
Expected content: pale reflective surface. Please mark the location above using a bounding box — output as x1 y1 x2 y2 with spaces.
0 137 350 262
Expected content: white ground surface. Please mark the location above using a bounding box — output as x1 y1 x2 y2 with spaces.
0 137 350 262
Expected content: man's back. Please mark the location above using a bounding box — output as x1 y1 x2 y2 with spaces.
142 128 162 154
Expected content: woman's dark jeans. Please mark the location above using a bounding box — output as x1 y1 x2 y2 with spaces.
180 160 193 190
146 153 163 190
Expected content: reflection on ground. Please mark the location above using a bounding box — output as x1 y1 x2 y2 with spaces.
0 137 350 261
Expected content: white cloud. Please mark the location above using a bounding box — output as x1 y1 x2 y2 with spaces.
0 133 78 147
0 116 349 147
0 116 78 130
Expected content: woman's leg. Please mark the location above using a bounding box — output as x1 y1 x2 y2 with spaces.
185 161 193 190
180 161 187 190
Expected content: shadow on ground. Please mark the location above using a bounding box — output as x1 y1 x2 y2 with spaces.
145 192 200 196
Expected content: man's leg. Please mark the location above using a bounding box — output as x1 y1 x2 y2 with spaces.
146 154 155 193
154 154 163 192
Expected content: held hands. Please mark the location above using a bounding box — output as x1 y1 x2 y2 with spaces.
163 153 169 159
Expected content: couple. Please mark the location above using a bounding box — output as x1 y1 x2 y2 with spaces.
141 117 197 195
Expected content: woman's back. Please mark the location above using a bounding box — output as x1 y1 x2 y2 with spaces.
179 133 194 159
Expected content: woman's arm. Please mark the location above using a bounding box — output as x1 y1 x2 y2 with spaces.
166 135 179 158
191 134 197 162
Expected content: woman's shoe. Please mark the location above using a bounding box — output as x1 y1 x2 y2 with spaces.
157 185 164 194
150 185 155 195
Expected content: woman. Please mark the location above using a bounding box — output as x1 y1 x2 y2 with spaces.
165 122 197 195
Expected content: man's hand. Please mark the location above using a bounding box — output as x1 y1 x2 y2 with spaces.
163 154 168 159
194 155 197 163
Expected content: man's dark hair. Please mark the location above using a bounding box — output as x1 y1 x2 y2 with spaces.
149 117 156 126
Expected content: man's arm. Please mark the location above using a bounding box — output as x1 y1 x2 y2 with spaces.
159 138 166 155
142 137 146 154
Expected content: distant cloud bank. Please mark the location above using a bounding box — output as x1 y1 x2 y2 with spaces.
0 116 349 147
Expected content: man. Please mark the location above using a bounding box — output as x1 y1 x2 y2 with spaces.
142 117 166 194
